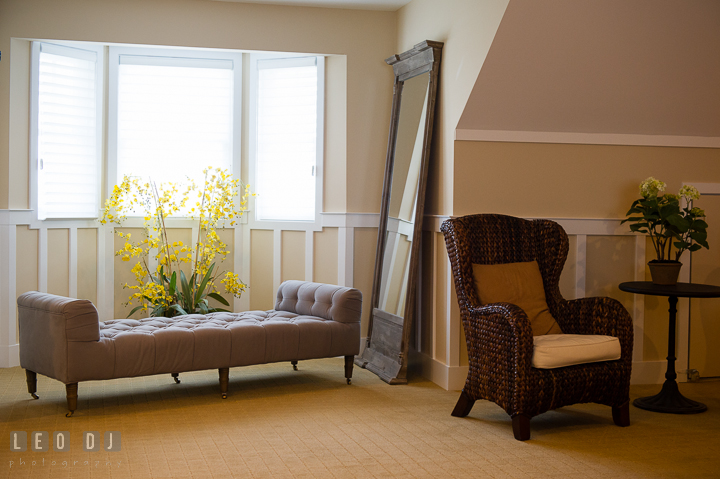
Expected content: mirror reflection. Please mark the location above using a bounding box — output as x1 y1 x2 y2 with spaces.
377 73 430 318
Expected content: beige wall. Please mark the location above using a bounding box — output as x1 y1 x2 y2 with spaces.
397 0 510 216
0 0 396 347
454 141 720 218
0 0 395 213
458 0 720 136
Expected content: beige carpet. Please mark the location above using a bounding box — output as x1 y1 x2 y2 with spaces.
1 358 719 478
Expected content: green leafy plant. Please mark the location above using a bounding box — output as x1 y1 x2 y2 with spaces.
622 177 709 262
101 167 252 317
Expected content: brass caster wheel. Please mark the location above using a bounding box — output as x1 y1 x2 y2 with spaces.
31 393 39 400
221 393 227 399
346 379 351 385
65 411 74 418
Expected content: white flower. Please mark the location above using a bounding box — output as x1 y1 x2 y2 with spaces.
640 177 666 198
679 184 700 201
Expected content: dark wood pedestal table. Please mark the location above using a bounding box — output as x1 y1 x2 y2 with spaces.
619 281 720 414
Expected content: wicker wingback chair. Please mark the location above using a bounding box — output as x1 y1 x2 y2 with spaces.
441 214 633 440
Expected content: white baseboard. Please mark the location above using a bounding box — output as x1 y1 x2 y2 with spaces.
0 344 19 368
410 350 467 391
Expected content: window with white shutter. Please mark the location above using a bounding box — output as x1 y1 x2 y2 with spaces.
110 50 239 193
253 56 324 222
32 42 102 220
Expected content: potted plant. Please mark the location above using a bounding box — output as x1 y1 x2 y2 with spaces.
622 177 709 285
101 167 253 317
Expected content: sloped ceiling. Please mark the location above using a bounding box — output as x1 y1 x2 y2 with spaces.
457 0 720 138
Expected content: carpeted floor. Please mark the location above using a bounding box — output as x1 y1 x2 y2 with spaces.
1 358 718 478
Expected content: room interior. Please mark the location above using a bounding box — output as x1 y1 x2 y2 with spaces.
1 0 719 476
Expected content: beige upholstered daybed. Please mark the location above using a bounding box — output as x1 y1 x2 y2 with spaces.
18 280 362 416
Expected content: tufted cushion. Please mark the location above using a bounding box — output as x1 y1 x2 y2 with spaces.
66 308 360 382
275 280 362 324
531 334 621 369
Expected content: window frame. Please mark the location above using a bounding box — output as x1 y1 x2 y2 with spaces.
29 41 104 221
106 45 244 217
248 53 325 231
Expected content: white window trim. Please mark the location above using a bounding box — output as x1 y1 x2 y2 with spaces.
29 41 104 221
248 53 325 232
106 45 244 214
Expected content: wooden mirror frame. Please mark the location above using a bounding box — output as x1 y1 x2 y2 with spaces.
355 40 443 384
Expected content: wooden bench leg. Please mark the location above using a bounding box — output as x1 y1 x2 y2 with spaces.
344 355 353 384
218 368 229 399
512 414 531 441
451 390 475 417
25 370 39 400
65 383 78 417
291 361 298 371
612 401 630 427
171 373 180 384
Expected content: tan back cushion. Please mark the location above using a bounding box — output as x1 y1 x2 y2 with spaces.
472 261 562 336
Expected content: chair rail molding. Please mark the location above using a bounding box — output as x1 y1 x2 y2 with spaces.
0 210 380 368
455 129 720 149
0 208 703 388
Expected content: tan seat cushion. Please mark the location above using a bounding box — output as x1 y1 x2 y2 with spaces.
472 261 562 336
532 334 621 368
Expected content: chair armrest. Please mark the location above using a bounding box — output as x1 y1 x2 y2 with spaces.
555 297 634 361
462 302 535 377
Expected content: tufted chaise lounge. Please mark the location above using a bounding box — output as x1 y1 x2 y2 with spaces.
18 280 362 416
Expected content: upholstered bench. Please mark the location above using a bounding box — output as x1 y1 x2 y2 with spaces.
18 280 362 416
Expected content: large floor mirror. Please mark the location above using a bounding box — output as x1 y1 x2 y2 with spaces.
355 40 443 384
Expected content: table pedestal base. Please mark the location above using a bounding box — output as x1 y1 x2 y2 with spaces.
633 380 707 414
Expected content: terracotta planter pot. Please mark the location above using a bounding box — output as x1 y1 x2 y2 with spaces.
648 261 682 285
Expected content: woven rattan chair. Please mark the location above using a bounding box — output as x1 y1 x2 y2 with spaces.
441 214 633 440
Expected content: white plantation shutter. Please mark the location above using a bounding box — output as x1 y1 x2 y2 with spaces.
115 55 234 189
37 43 100 219
256 57 319 221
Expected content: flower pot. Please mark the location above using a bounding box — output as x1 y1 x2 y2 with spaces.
648 261 682 286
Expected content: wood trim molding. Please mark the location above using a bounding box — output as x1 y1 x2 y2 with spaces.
455 129 720 149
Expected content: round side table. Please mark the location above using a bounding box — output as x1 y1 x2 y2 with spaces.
619 281 720 414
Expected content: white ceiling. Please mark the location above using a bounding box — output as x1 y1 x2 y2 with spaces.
209 0 411 11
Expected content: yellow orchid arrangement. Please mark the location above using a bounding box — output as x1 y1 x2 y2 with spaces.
101 167 252 318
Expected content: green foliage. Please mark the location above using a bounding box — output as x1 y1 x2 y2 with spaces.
622 178 708 262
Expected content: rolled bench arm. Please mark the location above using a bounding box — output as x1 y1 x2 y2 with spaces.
18 292 100 384
275 280 362 324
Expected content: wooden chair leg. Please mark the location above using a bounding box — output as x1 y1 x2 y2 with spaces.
512 414 531 441
451 390 475 417
291 361 298 371
65 383 78 417
344 355 354 384
612 401 630 427
218 368 229 399
171 373 180 384
25 370 39 399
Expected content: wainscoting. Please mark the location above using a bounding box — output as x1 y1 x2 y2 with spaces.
0 209 707 391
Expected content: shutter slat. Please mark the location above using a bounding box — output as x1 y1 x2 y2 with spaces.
116 60 234 206
38 46 99 220
256 63 317 222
